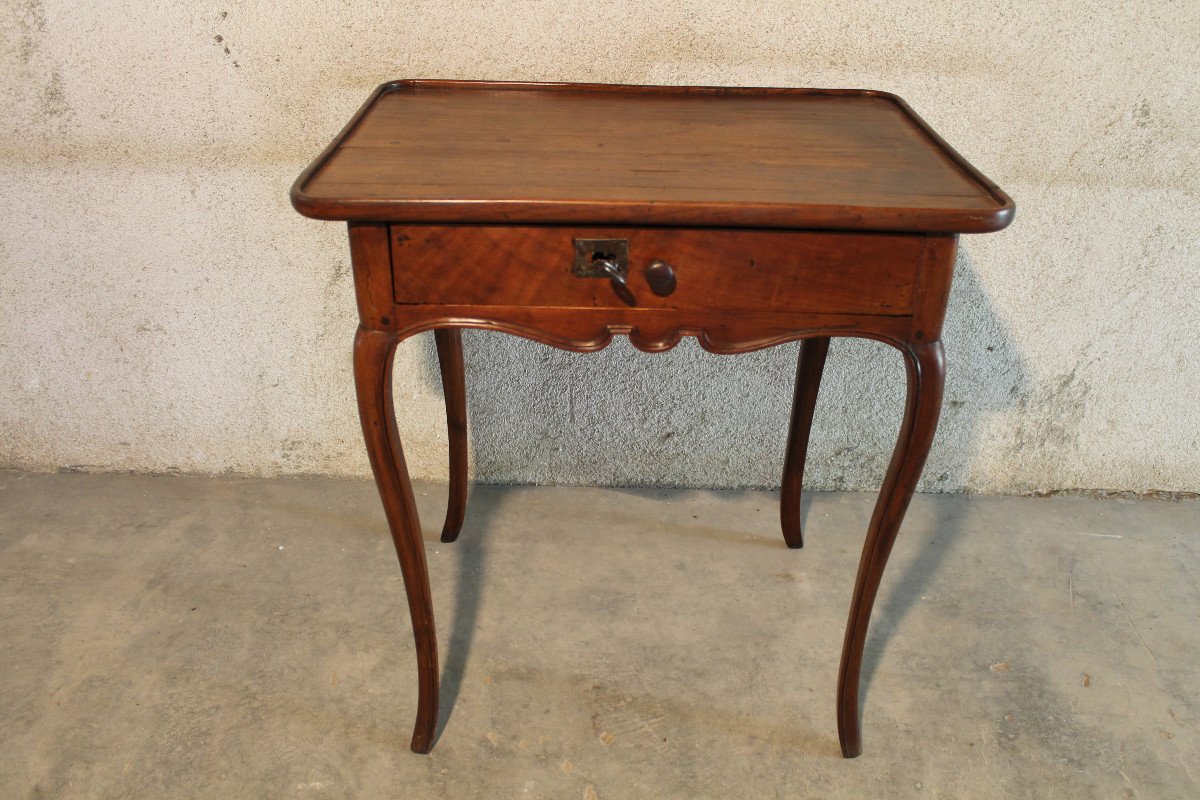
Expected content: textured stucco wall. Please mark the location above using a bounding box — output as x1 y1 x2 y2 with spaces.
1 1 1197 493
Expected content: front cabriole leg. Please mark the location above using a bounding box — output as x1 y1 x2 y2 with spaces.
354 325 440 754
836 338 945 758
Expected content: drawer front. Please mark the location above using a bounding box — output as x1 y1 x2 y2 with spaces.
391 226 923 316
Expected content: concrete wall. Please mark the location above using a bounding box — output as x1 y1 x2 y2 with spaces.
1 1 1197 493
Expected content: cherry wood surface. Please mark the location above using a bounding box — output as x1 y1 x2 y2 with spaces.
292 80 1013 233
294 81 1014 759
391 225 923 315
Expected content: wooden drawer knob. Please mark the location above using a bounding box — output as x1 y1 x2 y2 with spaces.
645 260 677 296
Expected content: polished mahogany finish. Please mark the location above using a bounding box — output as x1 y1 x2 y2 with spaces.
292 80 1013 758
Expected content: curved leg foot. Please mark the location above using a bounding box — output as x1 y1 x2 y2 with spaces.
354 326 440 754
781 336 830 549
434 329 468 543
837 339 944 758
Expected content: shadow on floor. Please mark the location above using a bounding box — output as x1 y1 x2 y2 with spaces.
430 485 515 743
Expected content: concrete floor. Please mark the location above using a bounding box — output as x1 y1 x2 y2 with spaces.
0 473 1196 799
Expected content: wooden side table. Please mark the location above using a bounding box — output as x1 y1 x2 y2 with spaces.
291 80 1014 758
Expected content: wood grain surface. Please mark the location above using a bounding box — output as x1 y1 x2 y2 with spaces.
390 225 924 315
293 80 1014 232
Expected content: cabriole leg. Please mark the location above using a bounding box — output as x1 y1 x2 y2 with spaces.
434 328 468 544
354 325 440 754
837 338 945 758
780 336 830 548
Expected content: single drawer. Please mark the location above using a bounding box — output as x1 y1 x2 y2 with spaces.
391 226 924 316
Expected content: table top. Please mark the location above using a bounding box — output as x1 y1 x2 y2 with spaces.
292 80 1013 233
